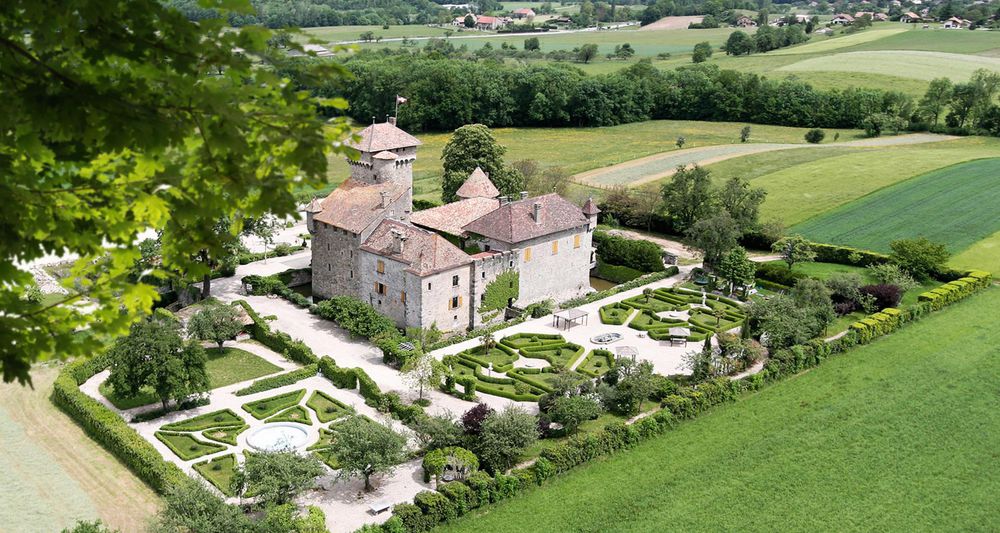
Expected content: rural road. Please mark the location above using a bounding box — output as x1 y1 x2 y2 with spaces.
573 133 959 188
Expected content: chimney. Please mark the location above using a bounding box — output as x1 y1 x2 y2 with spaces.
532 202 542 224
388 116 397 126
390 229 407 254
499 196 509 206
519 191 528 200
380 191 390 208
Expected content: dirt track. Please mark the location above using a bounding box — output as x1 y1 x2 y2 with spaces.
640 16 704 30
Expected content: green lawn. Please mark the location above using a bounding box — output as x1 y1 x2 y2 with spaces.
193 454 238 496
301 24 453 43
201 425 248 446
793 158 1000 253
266 405 313 425
950 228 1000 276
160 408 244 432
440 288 1000 532
305 390 353 423
99 347 282 410
155 432 226 461
242 389 307 420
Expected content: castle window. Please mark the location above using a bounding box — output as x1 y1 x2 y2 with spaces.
427 282 432 290
452 275 459 286
350 270 353 279
552 240 559 255
510 261 514 267
449 296 461 309
574 234 581 248
482 272 486 279
326 243 330 251
375 282 386 295
327 264 331 272
377 260 385 274
524 247 532 262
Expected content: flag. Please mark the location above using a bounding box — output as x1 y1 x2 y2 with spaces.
396 95 408 104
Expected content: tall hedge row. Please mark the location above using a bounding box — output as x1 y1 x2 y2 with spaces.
593 230 666 273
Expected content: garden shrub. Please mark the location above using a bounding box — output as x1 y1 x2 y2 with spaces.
317 357 358 389
414 490 456 524
809 242 890 267
593 230 666 273
755 262 810 286
235 364 317 396
859 283 903 310
313 296 400 342
235 300 318 365
561 267 678 308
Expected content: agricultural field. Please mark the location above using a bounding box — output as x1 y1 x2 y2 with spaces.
320 120 866 201
793 158 1000 267
0 366 159 533
301 24 453 43
776 50 1000 82
439 288 1000 533
767 27 908 55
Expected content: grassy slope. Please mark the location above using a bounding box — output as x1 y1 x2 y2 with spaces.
0 366 159 532
950 228 1000 275
792 158 1000 253
440 288 1000 533
100 347 282 410
777 50 1000 82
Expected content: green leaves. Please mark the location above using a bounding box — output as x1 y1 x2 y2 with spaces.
0 0 353 383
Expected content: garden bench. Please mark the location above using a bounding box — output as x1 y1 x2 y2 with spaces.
369 501 392 515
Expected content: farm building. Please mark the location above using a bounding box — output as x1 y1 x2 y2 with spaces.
831 13 855 25
512 8 535 18
734 15 757 27
942 16 971 28
901 11 922 22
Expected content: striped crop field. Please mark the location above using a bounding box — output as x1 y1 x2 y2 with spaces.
792 158 1000 255
777 50 1000 82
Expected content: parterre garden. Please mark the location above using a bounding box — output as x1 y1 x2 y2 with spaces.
599 287 747 341
151 388 355 495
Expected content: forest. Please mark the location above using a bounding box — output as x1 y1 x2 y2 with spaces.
163 0 451 27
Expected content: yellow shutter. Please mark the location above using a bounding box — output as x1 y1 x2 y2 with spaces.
574 234 581 248
374 282 378 293
459 296 463 307
377 260 384 273
552 240 559 254
525 247 532 261
401 291 406 303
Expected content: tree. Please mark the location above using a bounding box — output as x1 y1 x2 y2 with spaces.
256 504 327 533
333 416 406 491
63 520 118 533
524 37 540 51
790 278 836 333
676 136 686 149
600 358 655 415
771 235 815 271
723 30 755 56
107 310 208 410
187 302 243 351
686 213 741 267
692 41 713 63
549 395 602 434
889 237 950 280
717 176 766 234
577 43 599 63
804 128 825 144
401 351 446 401
232 450 325 508
152 479 250 533
717 247 756 295
0 0 351 385
360 30 375 42
412 413 463 451
746 295 824 349
919 77 954 125
661 165 715 232
476 406 538 472
461 403 494 436
740 126 751 143
612 43 635 60
440 124 524 202
464 14 476 27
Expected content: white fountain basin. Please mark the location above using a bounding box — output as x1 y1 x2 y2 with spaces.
245 423 309 452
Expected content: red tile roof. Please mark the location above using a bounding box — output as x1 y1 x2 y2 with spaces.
312 178 409 234
347 121 422 153
411 196 501 237
361 220 471 276
455 167 500 199
462 193 589 244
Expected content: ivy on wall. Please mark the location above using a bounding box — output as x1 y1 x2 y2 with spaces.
479 270 519 316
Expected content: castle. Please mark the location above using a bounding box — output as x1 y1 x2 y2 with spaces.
307 119 599 333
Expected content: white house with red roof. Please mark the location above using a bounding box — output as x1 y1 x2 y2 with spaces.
309 120 597 332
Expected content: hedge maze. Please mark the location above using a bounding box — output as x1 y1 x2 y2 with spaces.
444 333 589 402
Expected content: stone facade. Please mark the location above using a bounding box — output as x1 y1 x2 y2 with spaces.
309 120 599 333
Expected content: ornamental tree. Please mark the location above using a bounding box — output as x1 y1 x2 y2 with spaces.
717 247 756 295
771 234 816 271
686 213 741 267
187 302 243 351
0 0 352 385
401 351 446 401
440 124 524 202
549 395 602 434
475 406 538 473
107 310 208 410
889 237 950 281
231 450 325 508
153 478 250 533
333 416 406 492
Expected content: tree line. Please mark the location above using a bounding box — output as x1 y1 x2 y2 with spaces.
164 0 451 27
286 55 913 132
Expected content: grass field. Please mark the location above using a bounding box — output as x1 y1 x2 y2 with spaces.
99 347 282 409
777 50 1000 82
768 27 908 55
846 27 1000 54
950 229 1000 275
0 366 159 532
301 24 452 43
792 158 1000 254
440 288 1000 532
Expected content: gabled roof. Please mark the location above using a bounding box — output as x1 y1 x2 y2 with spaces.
411 197 501 237
462 193 589 244
361 220 472 276
455 167 500 199
347 121 422 153
312 178 409 234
